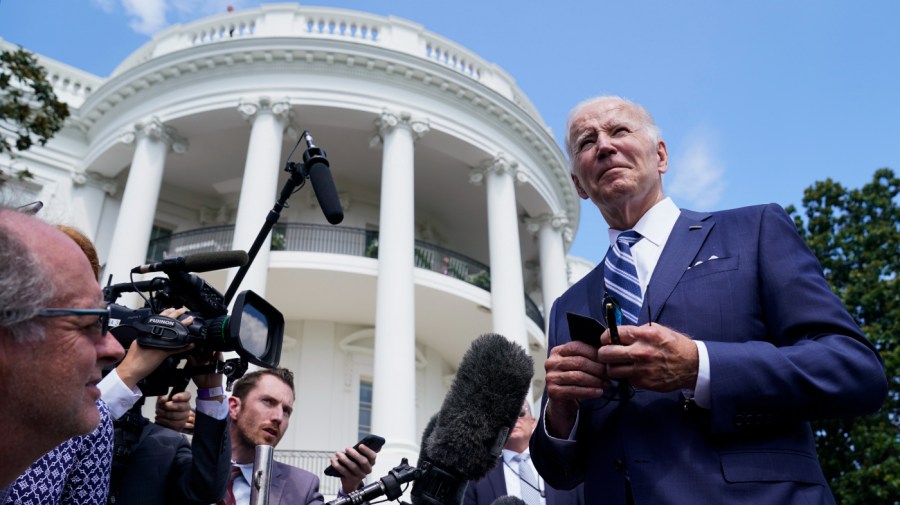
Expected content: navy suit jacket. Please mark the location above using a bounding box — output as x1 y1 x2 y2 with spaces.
114 412 230 505
463 459 584 505
531 204 886 505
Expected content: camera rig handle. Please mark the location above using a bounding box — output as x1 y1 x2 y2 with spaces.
167 356 250 395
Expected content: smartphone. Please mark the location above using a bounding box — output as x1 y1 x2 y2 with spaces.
566 312 605 348
323 434 386 477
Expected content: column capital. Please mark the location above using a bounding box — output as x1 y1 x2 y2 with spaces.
524 213 569 234
525 212 574 246
469 153 527 186
72 170 119 195
370 109 430 147
237 96 292 123
119 117 188 154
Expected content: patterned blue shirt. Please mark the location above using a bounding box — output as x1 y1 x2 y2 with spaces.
4 400 114 505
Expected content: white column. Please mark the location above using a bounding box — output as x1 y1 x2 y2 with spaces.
227 97 291 298
104 118 186 289
470 155 529 352
525 213 572 334
369 110 429 477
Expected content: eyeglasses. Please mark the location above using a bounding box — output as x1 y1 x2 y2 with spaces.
35 308 110 335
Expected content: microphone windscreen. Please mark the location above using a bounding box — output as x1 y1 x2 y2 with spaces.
490 497 527 505
423 333 533 480
307 160 344 224
180 250 249 273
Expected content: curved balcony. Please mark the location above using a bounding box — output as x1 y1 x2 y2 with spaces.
147 223 544 329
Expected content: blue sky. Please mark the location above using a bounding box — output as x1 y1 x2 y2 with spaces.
2 0 898 262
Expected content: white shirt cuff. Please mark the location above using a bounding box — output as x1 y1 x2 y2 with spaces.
686 340 711 409
196 398 230 420
98 369 143 420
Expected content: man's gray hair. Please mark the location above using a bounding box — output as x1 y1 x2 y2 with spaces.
0 208 55 342
564 95 662 171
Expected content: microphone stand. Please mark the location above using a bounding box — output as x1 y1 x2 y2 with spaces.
223 131 322 305
250 445 275 505
326 459 419 505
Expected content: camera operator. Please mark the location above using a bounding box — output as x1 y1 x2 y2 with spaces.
0 209 125 493
98 308 232 505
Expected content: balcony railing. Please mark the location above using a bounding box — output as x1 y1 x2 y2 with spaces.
147 223 544 329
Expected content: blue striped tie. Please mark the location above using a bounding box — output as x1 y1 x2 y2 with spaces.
604 230 643 324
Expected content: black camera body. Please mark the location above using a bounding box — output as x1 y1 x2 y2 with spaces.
103 261 284 395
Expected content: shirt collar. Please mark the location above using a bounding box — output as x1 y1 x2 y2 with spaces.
607 197 680 249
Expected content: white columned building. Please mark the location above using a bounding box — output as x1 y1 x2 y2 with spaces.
370 110 430 475
5 4 584 498
228 97 292 297
104 117 186 285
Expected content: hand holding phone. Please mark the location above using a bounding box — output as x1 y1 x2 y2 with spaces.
323 434 385 477
566 312 605 348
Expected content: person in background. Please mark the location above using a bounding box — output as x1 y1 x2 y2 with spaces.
0 209 124 495
224 368 379 505
530 96 887 505
464 402 583 505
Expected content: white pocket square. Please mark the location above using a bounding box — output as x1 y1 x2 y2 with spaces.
689 255 720 268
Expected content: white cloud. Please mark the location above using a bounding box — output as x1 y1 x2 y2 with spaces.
90 0 117 13
122 0 168 35
667 130 726 210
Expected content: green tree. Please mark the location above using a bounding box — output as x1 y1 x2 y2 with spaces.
787 168 900 504
0 47 69 185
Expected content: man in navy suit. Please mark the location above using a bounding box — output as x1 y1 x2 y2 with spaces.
530 96 887 505
464 402 582 505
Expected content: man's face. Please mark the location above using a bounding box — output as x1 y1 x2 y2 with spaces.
505 404 537 450
568 99 668 223
0 222 124 441
230 374 294 449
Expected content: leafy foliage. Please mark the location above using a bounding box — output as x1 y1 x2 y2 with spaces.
0 47 69 185
787 168 900 504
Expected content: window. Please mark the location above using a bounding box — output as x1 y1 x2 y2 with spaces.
358 380 373 440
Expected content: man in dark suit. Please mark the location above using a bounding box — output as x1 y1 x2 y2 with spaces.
530 96 887 505
226 368 379 505
464 402 582 505
99 323 232 505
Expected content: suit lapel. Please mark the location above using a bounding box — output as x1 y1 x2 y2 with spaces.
269 461 287 504
645 210 713 322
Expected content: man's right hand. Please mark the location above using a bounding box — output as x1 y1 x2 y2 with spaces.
155 392 193 432
543 341 608 438
114 307 194 389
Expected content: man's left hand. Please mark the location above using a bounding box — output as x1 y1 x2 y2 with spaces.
332 443 379 494
598 323 699 392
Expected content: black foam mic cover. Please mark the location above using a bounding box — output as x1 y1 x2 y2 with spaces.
413 333 533 505
490 497 527 505
307 159 344 224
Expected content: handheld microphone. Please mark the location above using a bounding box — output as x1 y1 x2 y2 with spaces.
412 333 533 505
303 132 344 225
131 250 249 274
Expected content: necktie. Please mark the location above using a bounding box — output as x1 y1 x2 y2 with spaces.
216 466 242 505
514 453 542 505
604 230 643 324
